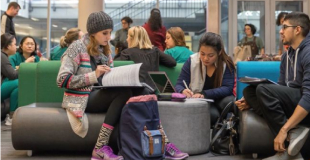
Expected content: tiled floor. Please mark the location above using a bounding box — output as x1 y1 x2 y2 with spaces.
1 122 259 160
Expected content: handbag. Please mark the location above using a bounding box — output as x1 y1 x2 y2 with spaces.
210 101 239 155
141 126 166 158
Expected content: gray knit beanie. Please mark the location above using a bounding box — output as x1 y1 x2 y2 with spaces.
87 11 113 34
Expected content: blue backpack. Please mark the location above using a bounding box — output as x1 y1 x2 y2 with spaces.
119 95 165 160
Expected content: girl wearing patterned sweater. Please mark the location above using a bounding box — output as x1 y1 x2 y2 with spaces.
57 11 130 160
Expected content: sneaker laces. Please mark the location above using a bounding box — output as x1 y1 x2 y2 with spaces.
101 146 118 158
167 143 181 154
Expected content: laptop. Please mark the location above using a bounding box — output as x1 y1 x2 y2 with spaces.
148 71 176 94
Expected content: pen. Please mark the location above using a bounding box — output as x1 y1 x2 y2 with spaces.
183 80 189 90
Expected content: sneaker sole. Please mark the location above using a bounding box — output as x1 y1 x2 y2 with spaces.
165 154 189 160
288 127 310 156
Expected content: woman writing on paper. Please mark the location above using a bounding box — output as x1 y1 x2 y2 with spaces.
175 32 236 125
114 26 176 94
57 11 132 160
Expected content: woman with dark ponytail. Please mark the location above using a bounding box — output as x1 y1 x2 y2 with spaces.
142 8 166 51
175 32 236 125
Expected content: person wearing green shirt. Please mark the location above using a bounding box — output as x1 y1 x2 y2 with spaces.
239 24 265 59
50 28 83 60
9 36 40 69
165 27 193 63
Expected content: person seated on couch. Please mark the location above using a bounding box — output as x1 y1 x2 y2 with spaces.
50 27 84 60
1 33 18 126
114 26 189 160
114 26 177 94
164 27 193 63
9 36 40 69
175 32 236 125
57 11 132 160
235 12 310 160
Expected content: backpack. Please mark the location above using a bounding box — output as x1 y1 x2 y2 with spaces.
233 45 252 65
119 95 165 160
210 101 239 155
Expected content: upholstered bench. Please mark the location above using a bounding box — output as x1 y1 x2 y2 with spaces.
12 101 211 156
158 101 210 155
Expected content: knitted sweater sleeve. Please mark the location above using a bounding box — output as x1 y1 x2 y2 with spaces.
56 43 97 89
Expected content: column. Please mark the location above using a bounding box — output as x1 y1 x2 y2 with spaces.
206 0 220 34
78 0 105 34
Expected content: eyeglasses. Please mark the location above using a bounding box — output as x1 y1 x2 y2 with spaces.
281 25 303 30
25 43 35 46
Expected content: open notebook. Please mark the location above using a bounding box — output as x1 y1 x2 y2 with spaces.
92 63 153 91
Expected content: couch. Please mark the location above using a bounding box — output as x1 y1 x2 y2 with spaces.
12 61 211 156
237 61 310 159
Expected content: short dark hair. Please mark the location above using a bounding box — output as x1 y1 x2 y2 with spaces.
18 36 37 56
7 2 21 10
121 16 133 24
244 24 257 35
284 12 310 37
1 33 15 50
276 12 288 26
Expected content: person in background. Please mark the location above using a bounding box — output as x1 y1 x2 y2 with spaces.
239 23 265 60
275 12 289 60
9 36 40 69
50 28 83 60
165 27 193 63
175 32 236 125
115 26 188 160
143 8 166 51
1 33 18 126
110 16 132 47
57 11 131 160
113 41 127 60
236 12 310 160
1 2 20 36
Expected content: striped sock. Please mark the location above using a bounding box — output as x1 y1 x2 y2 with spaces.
95 123 114 149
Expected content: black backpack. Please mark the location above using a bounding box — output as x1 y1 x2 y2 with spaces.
210 101 239 155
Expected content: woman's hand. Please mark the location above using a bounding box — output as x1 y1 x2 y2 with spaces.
95 65 111 78
182 89 193 98
25 56 35 63
40 57 48 61
235 97 250 111
192 93 204 98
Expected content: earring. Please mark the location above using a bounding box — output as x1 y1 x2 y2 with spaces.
214 61 217 68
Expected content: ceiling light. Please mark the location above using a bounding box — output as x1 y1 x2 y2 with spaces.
52 24 58 28
27 26 33 29
62 27 67 31
15 23 19 26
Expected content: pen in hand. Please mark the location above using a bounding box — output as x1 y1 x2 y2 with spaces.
183 80 193 98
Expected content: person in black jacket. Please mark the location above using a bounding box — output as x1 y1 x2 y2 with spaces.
1 33 18 126
1 2 20 37
115 26 188 160
115 26 176 91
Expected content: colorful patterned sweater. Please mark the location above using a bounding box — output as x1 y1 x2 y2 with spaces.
57 34 112 138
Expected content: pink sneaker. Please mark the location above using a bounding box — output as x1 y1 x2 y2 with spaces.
165 143 189 160
91 146 123 160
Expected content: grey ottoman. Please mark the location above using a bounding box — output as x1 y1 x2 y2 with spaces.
158 101 210 155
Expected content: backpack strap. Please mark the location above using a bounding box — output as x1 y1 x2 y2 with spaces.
144 128 154 155
159 129 166 154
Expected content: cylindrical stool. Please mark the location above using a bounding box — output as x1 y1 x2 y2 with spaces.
158 101 210 155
